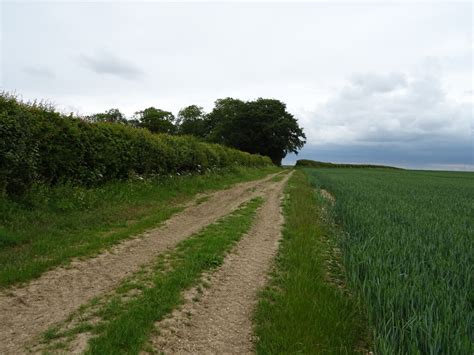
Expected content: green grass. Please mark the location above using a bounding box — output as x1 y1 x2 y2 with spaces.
304 168 474 354
0 166 278 288
254 170 368 354
42 197 263 354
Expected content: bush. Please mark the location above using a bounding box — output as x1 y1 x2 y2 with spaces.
0 93 272 196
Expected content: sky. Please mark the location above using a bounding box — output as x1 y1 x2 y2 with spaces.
1 1 472 170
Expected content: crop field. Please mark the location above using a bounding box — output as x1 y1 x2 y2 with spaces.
304 168 473 354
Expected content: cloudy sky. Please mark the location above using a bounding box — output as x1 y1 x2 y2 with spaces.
1 1 472 170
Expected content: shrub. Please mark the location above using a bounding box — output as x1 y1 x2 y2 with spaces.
0 93 271 196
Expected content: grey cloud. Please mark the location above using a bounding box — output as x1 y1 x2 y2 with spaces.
350 72 407 94
23 66 55 79
305 70 471 146
295 70 473 167
79 51 143 80
283 140 473 171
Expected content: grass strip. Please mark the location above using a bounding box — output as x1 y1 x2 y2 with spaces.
78 197 264 354
254 170 368 354
0 166 277 288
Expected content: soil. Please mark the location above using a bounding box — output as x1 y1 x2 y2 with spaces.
320 188 335 203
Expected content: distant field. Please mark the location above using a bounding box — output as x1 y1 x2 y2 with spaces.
304 168 473 354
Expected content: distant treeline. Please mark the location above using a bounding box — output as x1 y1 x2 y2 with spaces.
0 93 271 196
295 159 402 169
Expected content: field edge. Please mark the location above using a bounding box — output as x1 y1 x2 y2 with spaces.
253 169 369 354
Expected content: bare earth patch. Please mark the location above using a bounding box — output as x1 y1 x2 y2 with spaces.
149 172 291 354
0 172 281 354
320 188 335 203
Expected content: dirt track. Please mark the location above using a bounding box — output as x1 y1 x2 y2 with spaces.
0 172 283 354
150 172 290 354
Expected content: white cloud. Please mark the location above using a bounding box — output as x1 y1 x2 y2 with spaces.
304 69 472 148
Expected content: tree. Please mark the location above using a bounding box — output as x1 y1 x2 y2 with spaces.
134 107 176 134
177 105 209 138
86 108 127 124
207 98 305 165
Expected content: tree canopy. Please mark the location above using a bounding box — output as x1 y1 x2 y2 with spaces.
177 105 209 138
206 98 305 165
83 98 305 165
86 108 127 124
134 107 176 134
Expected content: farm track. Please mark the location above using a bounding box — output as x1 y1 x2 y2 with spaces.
149 172 291 354
0 172 283 354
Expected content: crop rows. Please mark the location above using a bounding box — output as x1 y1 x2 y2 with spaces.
305 168 473 354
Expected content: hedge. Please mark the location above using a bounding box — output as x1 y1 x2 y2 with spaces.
295 159 401 169
0 93 272 196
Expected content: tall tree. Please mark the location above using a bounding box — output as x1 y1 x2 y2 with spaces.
86 108 127 124
207 98 305 165
177 105 209 138
134 107 176 134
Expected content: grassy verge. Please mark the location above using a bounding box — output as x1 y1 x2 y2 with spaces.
254 170 368 354
39 197 263 354
0 166 278 288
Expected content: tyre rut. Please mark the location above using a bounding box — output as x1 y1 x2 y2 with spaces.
149 172 291 354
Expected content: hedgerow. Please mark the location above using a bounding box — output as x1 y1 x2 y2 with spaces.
296 159 401 169
0 93 271 196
